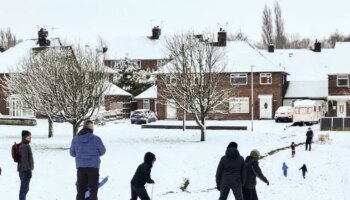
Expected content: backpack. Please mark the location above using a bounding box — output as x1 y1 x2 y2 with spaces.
11 142 21 163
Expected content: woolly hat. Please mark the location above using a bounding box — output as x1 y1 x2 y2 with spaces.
22 130 31 138
250 149 260 160
227 142 238 149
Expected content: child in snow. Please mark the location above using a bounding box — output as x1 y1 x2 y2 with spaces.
282 162 288 177
300 164 307 179
130 152 156 200
290 142 296 157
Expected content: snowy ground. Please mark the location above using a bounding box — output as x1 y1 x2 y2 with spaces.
0 119 349 200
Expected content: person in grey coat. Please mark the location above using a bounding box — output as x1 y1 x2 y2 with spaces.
18 130 34 200
216 142 246 200
243 149 269 200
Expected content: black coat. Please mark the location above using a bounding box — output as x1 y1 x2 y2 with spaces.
131 152 155 187
216 148 246 188
306 130 314 142
243 156 268 189
17 139 34 172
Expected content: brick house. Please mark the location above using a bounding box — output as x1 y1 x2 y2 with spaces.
104 26 170 72
156 40 288 120
327 42 350 117
134 85 157 112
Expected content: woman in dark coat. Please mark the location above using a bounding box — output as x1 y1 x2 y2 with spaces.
243 149 269 200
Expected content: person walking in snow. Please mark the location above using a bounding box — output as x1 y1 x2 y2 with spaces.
130 152 156 200
243 149 269 200
18 130 34 200
70 120 106 200
216 142 245 200
305 127 314 151
290 142 296 157
282 162 288 177
300 164 308 179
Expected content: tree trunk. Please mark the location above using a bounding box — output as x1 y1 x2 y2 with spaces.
48 118 53 138
73 123 80 137
200 116 206 142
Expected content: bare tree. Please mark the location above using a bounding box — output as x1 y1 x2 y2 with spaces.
261 5 274 48
158 32 231 142
5 44 110 137
285 34 311 49
274 1 287 49
0 28 22 51
228 29 249 41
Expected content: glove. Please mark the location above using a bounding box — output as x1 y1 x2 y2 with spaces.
266 180 270 186
216 185 220 191
150 179 155 184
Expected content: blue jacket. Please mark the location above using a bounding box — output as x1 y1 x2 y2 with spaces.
282 163 288 171
70 129 106 169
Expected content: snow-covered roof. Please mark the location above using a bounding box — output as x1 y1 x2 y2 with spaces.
329 42 350 74
282 49 333 81
104 82 132 96
0 38 61 73
284 80 328 98
134 85 157 99
105 36 168 60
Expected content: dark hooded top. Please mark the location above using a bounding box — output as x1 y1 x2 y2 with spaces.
215 148 246 187
243 156 268 189
306 130 314 142
131 152 155 187
17 139 34 172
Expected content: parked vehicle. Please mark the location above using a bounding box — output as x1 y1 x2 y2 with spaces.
130 109 157 124
275 106 293 122
293 100 325 125
52 115 65 123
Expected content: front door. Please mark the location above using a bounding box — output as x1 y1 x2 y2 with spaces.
259 96 272 119
166 99 177 119
337 101 346 117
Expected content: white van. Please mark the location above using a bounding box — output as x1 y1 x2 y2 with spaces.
293 100 325 125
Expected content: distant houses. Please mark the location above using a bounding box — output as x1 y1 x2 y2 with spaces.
1 27 349 119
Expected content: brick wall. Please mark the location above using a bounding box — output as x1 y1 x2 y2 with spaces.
328 75 350 95
104 95 131 110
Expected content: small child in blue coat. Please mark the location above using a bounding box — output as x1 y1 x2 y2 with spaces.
282 162 288 177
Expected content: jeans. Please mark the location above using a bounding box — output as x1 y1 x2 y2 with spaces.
76 168 99 200
130 185 151 200
19 171 32 200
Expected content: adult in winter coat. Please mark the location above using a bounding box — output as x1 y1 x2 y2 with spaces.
70 120 106 200
18 130 34 200
305 127 314 151
130 152 156 200
243 150 269 200
282 162 288 177
300 164 308 179
216 144 246 200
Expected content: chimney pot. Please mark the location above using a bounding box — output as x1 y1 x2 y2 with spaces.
268 44 275 53
151 26 161 40
38 28 51 47
217 29 227 46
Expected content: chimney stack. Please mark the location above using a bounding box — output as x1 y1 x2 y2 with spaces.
151 26 161 40
268 44 275 53
0 46 5 53
38 28 51 47
102 47 108 54
313 39 321 52
217 28 227 47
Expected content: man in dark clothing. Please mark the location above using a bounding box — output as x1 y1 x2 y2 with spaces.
70 120 106 200
130 152 156 200
18 130 34 200
243 150 269 200
216 146 246 200
305 128 314 151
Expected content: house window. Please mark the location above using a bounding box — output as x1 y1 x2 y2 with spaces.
166 75 177 85
143 99 150 110
229 97 249 113
193 75 200 85
260 73 272 84
230 74 247 85
337 75 349 87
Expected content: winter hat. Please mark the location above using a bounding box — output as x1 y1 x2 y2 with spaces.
22 130 31 138
227 142 238 149
250 149 260 160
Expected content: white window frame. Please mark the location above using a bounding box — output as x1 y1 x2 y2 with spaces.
166 75 177 85
229 97 249 113
230 73 247 85
337 75 349 87
143 99 150 110
260 73 272 85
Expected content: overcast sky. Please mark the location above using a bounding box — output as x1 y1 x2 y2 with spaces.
1 0 349 43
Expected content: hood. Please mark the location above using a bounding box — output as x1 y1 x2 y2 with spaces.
144 152 156 167
77 132 94 143
225 148 240 159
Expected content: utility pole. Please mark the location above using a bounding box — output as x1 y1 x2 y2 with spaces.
251 65 254 132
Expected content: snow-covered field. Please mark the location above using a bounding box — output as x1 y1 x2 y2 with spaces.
0 119 349 200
